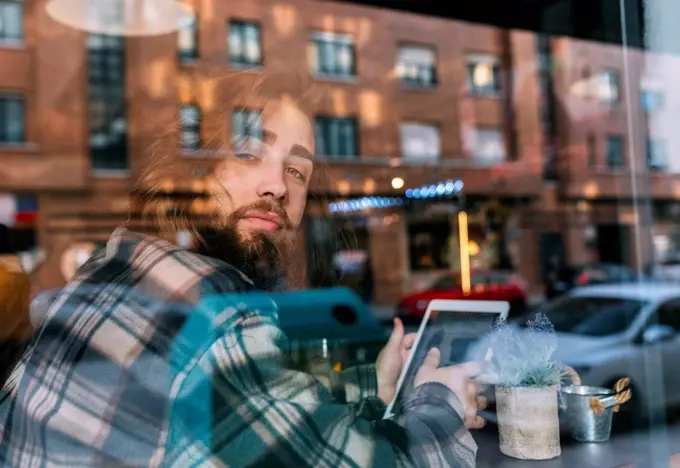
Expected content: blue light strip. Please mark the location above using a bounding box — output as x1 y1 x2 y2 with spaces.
405 179 463 199
329 196 404 213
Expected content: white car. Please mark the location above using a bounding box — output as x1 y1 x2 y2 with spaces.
473 283 680 425
549 283 680 423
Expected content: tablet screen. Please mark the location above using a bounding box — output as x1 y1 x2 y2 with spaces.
390 310 503 414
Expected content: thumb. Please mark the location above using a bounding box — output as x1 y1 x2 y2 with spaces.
387 318 404 348
422 348 441 369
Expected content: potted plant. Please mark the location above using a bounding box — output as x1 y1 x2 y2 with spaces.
482 313 578 460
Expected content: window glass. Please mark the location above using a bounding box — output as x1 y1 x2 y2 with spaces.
229 21 262 67
400 122 440 160
397 45 437 87
178 11 198 63
0 94 25 143
466 54 501 95
463 126 506 165
309 31 356 77
314 116 358 158
0 1 22 45
606 134 625 169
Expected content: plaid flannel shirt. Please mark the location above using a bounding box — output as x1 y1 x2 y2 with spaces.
0 228 477 467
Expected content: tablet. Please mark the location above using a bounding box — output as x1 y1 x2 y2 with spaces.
383 299 509 419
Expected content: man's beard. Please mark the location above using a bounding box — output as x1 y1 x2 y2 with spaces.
194 201 291 291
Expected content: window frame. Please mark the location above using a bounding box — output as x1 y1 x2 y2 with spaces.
179 104 202 150
309 31 357 79
0 0 23 47
86 33 129 171
465 53 501 97
396 43 438 88
231 108 263 141
0 92 26 144
466 125 507 166
596 68 621 106
399 121 441 161
605 134 626 170
178 11 199 64
228 20 263 68
314 115 359 159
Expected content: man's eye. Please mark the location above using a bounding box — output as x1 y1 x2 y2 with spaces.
286 167 306 181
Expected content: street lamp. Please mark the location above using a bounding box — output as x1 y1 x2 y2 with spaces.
45 0 193 36
391 177 405 190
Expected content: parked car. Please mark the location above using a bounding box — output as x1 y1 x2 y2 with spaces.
396 270 529 322
545 263 637 299
473 283 680 428
648 255 680 282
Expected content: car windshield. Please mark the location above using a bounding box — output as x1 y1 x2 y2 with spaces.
524 296 647 337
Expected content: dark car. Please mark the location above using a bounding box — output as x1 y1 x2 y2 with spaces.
545 263 637 299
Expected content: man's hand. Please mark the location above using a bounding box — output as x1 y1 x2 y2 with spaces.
415 348 486 429
376 318 416 406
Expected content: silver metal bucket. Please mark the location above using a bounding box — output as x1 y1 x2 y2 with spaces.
560 385 616 443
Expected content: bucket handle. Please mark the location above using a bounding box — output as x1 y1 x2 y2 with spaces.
558 366 581 410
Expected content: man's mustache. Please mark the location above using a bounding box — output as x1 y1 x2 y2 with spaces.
230 200 292 230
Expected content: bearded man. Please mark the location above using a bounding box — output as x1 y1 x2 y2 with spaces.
0 74 483 467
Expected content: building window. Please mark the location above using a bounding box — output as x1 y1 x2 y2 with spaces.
642 89 664 111
587 133 597 168
596 70 620 104
400 122 440 161
606 135 625 169
314 116 358 159
396 45 437 87
463 126 506 166
0 94 25 143
0 0 22 46
229 20 262 67
466 54 501 96
646 139 668 171
309 31 356 78
87 33 128 171
178 11 198 64
232 109 262 141
179 105 201 150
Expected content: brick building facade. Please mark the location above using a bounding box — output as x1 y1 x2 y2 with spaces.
0 0 677 303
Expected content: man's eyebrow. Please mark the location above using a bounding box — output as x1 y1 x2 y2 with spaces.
262 129 276 144
290 144 314 160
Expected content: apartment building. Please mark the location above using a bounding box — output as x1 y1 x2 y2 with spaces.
0 0 675 302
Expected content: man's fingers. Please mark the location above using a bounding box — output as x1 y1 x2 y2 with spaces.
476 395 488 411
457 361 483 378
402 333 417 350
386 318 404 349
465 415 486 430
421 348 441 369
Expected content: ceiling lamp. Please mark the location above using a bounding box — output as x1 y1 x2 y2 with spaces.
45 0 194 36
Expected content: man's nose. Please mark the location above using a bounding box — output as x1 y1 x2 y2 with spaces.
256 164 288 201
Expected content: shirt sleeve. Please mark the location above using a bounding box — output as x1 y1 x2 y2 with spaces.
163 309 478 468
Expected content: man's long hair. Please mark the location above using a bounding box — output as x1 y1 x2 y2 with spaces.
134 67 357 288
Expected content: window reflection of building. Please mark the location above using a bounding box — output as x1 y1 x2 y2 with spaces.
396 45 437 87
400 122 441 161
0 0 22 46
87 33 128 171
309 31 356 78
0 93 25 144
229 20 262 68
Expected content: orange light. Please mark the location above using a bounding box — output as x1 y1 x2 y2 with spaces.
458 211 471 294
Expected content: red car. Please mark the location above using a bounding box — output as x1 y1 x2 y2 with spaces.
396 270 529 322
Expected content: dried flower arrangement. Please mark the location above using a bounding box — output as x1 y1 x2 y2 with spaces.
483 313 571 388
